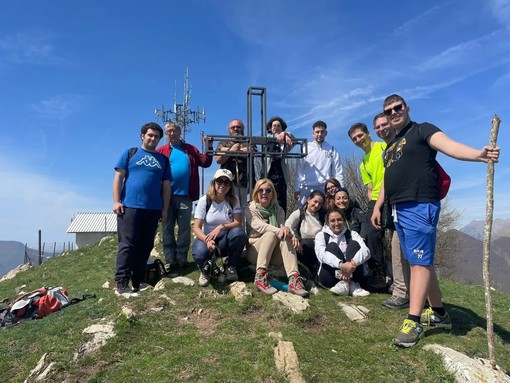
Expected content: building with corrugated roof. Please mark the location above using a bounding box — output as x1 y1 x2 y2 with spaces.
66 212 117 248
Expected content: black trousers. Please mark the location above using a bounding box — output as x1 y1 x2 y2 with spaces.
297 238 319 277
115 207 161 285
365 200 386 276
318 240 363 288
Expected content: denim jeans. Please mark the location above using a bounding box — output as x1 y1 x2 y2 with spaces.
192 227 247 269
162 195 192 264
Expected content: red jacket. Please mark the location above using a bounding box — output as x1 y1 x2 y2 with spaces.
157 142 212 201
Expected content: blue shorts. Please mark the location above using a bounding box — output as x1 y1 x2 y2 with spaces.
393 201 441 266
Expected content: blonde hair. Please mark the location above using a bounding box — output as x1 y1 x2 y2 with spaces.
251 178 277 205
206 179 238 207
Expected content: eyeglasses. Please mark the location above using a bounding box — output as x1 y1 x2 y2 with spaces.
326 186 338 193
383 104 405 116
257 188 272 194
215 178 232 186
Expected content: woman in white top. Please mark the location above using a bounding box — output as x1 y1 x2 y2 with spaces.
314 209 371 297
192 169 247 287
285 190 326 279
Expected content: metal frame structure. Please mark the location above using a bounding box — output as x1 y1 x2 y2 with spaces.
201 86 308 200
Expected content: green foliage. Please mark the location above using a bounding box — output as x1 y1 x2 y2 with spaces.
0 236 509 382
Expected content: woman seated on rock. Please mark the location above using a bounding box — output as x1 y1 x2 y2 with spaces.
285 190 326 279
245 178 308 297
324 177 341 211
331 187 366 235
314 208 371 297
192 169 247 287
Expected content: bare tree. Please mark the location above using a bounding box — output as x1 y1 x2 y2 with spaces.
434 198 461 278
342 153 369 211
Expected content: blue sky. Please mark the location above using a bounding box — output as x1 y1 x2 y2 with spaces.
1 0 509 244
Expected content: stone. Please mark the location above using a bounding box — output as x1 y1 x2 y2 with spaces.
121 307 136 320
154 280 166 291
423 344 510 383
230 281 252 301
102 281 110 289
337 302 369 322
272 292 310 313
172 276 195 286
274 340 306 383
74 322 115 360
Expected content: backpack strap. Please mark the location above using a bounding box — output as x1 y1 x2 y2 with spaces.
69 294 97 306
323 232 331 245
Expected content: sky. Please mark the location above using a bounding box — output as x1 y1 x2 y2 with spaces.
1 0 510 245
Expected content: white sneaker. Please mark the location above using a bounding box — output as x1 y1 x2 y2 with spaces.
330 280 349 296
349 281 370 297
199 272 210 287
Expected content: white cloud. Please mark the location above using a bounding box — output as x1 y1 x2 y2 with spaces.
393 4 444 35
31 94 83 119
0 31 60 64
488 0 510 29
0 155 108 243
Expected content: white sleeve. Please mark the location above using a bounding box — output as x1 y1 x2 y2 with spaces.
332 149 344 187
194 196 207 220
284 210 300 236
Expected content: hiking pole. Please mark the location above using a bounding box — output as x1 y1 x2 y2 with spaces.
482 114 500 369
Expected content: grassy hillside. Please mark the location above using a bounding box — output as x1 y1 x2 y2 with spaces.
1 236 509 382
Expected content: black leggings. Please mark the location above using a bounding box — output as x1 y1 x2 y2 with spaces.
318 241 364 288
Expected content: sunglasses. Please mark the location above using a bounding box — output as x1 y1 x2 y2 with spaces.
326 186 338 193
215 178 232 186
230 125 243 130
257 188 272 194
383 104 405 116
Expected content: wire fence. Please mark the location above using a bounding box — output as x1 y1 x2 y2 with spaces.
24 242 75 266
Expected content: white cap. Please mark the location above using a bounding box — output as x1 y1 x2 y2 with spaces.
213 168 233 181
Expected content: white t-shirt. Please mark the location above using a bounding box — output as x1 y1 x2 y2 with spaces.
194 195 242 234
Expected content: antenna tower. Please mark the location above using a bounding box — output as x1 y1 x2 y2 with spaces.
154 67 206 141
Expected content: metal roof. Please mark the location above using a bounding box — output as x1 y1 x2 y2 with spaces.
66 212 117 233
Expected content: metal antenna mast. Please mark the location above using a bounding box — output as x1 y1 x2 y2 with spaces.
154 67 206 141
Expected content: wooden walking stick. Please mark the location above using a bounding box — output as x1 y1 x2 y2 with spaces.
482 114 500 369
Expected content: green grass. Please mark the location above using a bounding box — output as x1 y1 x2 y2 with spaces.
1 236 509 382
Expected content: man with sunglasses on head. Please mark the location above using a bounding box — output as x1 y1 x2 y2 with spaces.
157 120 214 273
216 119 255 210
295 120 344 206
371 94 500 347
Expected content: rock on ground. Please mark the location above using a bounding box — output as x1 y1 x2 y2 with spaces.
274 340 306 383
423 344 510 383
74 322 115 361
230 281 252 301
272 292 310 313
337 302 369 322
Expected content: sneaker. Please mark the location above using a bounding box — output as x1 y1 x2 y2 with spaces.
393 319 424 347
288 273 309 298
225 266 238 283
382 296 409 309
198 271 210 287
132 283 151 293
420 307 452 329
330 280 349 296
254 270 277 295
115 280 131 297
349 281 370 297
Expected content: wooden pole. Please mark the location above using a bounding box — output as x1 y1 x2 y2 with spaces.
482 114 500 369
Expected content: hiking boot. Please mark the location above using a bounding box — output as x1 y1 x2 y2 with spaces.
393 319 424 347
382 296 409 309
330 280 349 296
420 307 452 329
115 280 131 297
288 273 309 298
198 271 210 287
349 281 370 297
225 266 238 283
254 270 277 295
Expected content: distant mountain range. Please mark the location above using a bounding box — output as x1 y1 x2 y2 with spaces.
460 218 510 241
440 229 510 294
0 241 38 277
